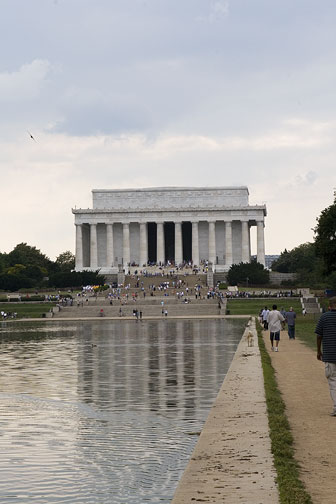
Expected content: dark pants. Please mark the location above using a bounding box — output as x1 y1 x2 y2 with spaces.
288 325 295 339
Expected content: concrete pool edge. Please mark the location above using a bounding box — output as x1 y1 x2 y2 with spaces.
2 315 250 323
171 318 279 503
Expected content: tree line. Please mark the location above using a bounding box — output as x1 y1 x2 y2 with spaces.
0 244 104 291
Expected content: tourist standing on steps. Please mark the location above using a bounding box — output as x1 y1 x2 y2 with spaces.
267 304 285 352
285 307 296 339
315 297 336 417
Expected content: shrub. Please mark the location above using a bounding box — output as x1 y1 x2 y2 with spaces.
227 260 270 286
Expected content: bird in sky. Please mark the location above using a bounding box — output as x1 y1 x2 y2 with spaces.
27 131 37 142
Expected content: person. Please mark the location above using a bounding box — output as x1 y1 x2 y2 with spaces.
285 307 296 339
315 297 336 416
267 304 285 352
261 306 269 330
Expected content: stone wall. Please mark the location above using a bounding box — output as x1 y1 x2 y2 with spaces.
269 272 297 285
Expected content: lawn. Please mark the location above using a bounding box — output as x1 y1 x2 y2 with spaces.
258 325 313 503
0 302 55 319
295 315 320 350
226 298 302 315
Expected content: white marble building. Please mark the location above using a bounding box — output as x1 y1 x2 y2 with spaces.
73 187 266 274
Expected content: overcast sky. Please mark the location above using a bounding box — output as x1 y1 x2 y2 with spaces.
1 0 335 259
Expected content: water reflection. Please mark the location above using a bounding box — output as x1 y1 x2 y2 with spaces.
0 319 245 503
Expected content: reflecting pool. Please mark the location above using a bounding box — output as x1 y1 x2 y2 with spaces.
0 318 245 503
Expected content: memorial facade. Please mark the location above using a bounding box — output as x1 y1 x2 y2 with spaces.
72 187 266 273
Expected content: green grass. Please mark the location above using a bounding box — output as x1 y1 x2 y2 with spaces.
227 298 302 315
0 302 55 319
258 324 313 503
294 315 320 350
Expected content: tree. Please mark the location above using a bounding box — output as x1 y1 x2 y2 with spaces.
0 252 7 274
0 273 33 291
314 197 336 273
271 243 318 273
227 260 270 286
7 243 52 269
55 251 75 271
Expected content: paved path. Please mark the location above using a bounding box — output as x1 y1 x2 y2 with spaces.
263 331 336 504
172 321 279 504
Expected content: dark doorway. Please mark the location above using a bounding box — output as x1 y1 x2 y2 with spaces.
164 222 175 262
182 222 192 262
147 223 157 263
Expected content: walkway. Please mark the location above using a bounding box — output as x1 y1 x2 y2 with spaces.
263 331 336 504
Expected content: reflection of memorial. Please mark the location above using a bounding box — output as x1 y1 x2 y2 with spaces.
76 319 244 419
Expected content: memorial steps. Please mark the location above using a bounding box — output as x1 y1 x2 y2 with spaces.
52 297 223 319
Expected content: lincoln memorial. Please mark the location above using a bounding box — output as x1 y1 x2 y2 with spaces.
72 187 266 274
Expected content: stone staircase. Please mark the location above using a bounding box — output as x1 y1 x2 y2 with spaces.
123 272 208 290
301 297 322 314
53 296 222 319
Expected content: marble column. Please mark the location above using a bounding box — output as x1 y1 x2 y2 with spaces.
192 221 199 266
90 223 98 269
123 223 130 266
75 224 83 270
106 223 114 267
157 222 165 264
241 220 250 263
139 222 148 266
225 221 233 267
175 222 183 265
257 221 266 266
208 221 216 264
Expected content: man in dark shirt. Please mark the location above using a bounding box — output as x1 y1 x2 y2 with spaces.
315 297 336 416
285 307 296 339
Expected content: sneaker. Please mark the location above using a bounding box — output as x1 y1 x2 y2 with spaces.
271 347 274 351
275 348 279 352
330 411 336 417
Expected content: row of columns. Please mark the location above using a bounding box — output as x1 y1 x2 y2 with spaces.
75 220 265 270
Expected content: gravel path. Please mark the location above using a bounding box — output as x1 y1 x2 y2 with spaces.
263 330 336 504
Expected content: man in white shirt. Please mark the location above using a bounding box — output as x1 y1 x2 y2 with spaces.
267 304 285 352
261 306 270 330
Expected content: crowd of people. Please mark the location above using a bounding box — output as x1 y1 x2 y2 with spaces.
259 305 297 351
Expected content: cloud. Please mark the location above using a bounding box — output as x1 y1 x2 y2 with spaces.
0 59 52 102
196 0 229 23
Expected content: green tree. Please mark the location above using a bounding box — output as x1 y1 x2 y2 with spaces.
314 197 336 273
0 252 8 274
55 251 75 271
271 243 318 273
8 243 52 269
0 273 34 291
227 260 270 286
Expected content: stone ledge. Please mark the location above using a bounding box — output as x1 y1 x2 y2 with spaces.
171 320 279 503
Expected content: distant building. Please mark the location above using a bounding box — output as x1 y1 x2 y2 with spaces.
251 255 280 269
266 255 280 269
